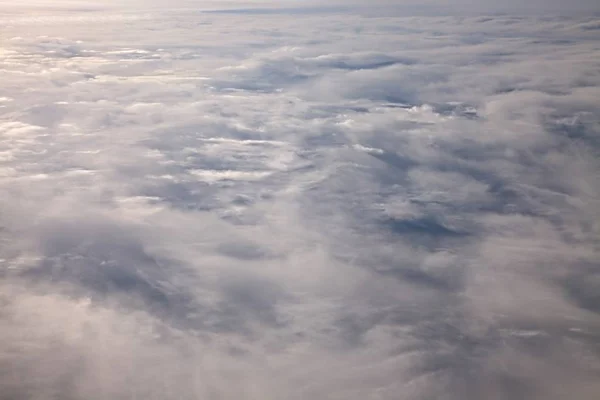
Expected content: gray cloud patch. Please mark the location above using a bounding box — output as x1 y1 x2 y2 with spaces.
0 3 599 400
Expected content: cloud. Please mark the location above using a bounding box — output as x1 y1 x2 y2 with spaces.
0 3 599 400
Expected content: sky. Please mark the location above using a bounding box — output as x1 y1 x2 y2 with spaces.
4 0 600 14
0 1 599 400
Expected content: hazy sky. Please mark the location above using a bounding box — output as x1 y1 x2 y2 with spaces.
6 0 600 13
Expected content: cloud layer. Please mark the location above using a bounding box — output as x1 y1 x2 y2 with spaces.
0 4 599 400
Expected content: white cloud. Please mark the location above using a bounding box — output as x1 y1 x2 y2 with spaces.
0 3 599 400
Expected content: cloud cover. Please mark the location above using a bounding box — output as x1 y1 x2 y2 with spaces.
0 2 599 400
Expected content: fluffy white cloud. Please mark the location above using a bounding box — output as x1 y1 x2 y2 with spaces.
0 3 599 400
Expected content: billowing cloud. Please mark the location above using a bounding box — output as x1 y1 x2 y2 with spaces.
0 2 599 400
